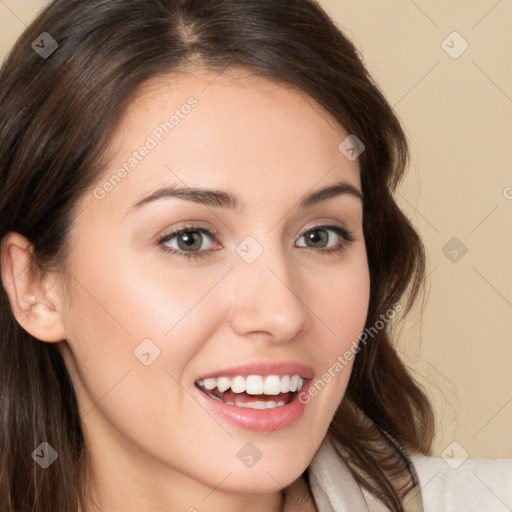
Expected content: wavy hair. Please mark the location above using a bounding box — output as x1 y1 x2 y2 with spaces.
0 1 434 510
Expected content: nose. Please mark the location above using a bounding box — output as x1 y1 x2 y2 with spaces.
228 242 313 343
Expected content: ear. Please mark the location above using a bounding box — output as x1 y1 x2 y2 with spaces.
0 232 67 343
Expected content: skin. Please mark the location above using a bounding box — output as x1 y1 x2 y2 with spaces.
1 67 370 512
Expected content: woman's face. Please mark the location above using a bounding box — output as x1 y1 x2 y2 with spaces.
57 67 370 508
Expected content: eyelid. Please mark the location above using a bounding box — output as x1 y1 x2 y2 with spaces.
157 221 352 244
157 222 219 242
296 222 354 243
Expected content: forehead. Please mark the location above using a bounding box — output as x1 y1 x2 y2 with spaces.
125 66 339 124
111 65 350 159
84 66 361 220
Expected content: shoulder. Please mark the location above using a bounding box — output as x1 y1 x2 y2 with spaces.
411 453 512 512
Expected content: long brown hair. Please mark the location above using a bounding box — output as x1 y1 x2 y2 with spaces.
0 0 434 510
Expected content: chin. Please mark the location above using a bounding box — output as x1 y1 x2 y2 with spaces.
219 450 311 494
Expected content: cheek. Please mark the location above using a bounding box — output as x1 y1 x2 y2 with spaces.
60 255 231 455
65 246 229 349
305 252 370 397
61 250 232 410
313 248 371 351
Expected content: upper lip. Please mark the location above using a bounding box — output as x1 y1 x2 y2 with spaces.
195 361 314 381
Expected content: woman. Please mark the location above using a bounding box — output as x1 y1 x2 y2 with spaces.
0 1 510 511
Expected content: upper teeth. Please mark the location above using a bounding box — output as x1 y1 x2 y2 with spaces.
196 374 304 395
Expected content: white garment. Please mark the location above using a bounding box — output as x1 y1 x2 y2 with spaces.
305 436 512 512
411 452 512 512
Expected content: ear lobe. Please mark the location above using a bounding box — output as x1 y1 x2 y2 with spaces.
0 232 67 343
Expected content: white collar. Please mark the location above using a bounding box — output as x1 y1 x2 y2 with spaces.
307 436 373 511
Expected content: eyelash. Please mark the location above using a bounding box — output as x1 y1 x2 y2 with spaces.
157 223 355 261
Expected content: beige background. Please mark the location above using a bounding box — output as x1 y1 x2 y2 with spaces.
1 0 510 459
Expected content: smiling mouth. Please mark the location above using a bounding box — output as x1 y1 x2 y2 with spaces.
195 374 305 410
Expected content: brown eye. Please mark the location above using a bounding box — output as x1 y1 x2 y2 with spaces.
303 228 329 248
158 226 217 260
296 225 354 254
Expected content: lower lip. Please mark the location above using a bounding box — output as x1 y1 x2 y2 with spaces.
194 382 311 432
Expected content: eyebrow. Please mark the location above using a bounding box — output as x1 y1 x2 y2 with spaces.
125 178 362 216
